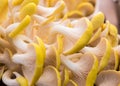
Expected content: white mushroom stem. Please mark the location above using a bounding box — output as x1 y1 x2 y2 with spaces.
12 35 33 52
51 18 91 52
12 44 36 83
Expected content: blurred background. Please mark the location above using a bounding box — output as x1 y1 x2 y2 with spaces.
96 0 120 33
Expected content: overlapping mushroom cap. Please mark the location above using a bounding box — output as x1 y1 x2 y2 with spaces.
0 0 120 86
61 52 98 86
95 70 120 86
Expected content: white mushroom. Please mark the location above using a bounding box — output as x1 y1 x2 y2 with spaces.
12 44 36 84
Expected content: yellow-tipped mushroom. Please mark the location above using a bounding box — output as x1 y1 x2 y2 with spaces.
30 37 46 86
76 2 94 16
20 3 37 19
9 15 31 38
37 66 61 86
64 18 93 55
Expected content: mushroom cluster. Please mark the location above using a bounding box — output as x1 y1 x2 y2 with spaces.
0 0 120 86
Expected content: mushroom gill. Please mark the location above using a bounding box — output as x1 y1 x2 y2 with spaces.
95 70 120 86
37 66 61 86
61 52 98 86
12 37 46 86
81 37 112 72
52 17 94 55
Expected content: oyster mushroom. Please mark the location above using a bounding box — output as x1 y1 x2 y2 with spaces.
19 2 37 20
61 67 78 86
51 17 93 55
45 34 63 69
89 21 118 47
90 12 105 31
104 49 119 70
37 0 65 17
2 70 19 86
8 15 31 38
61 52 98 86
62 10 84 20
15 72 28 86
45 45 61 69
62 68 70 86
2 70 28 86
95 70 120 86
0 48 20 71
5 23 33 52
63 0 94 12
76 2 94 16
63 0 96 19
93 0 119 28
106 22 118 47
1 0 120 86
12 37 46 85
37 66 61 86
81 37 112 72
